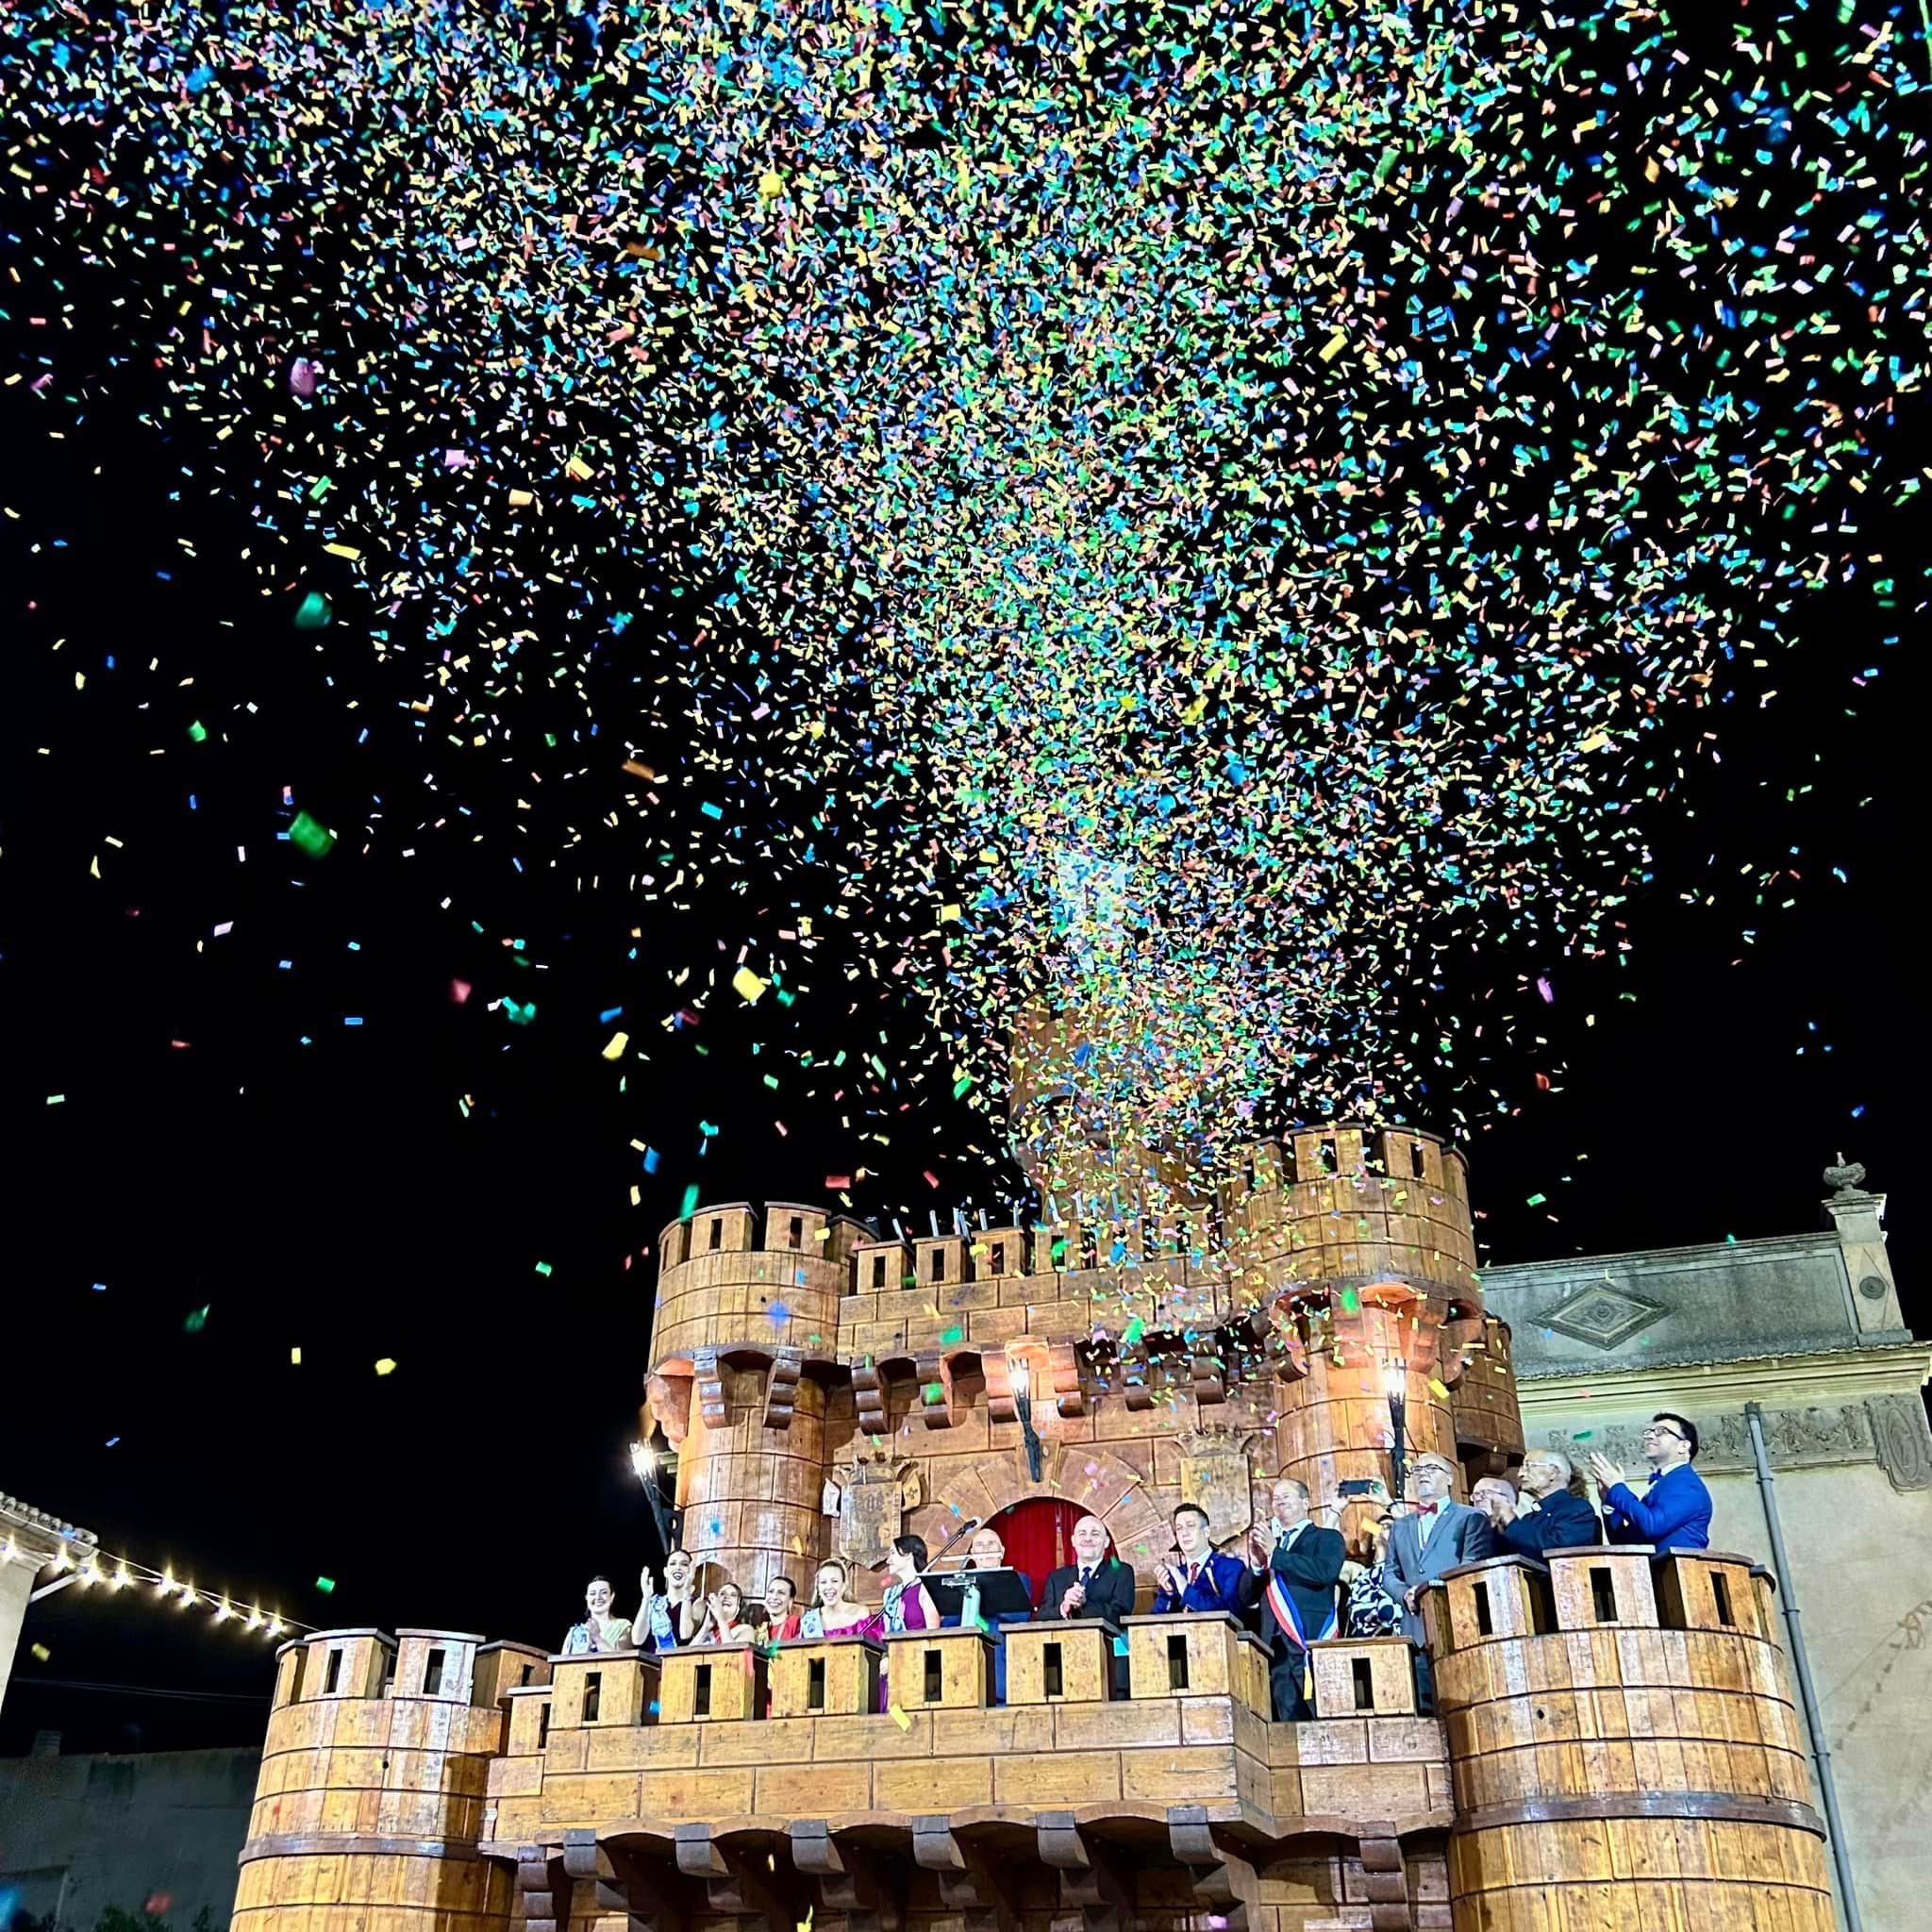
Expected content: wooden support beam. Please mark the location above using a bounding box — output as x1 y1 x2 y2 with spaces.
914 1350 957 1429
1357 1834 1411 1932
672 1824 796 1932
911 1816 1016 1932
984 1351 1017 1425
691 1349 728 1429
1121 1342 1154 1411
1191 1354 1227 1406
789 1821 905 1932
852 1359 890 1436
515 1846 569 1932
1048 1342 1086 1419
762 1348 803 1431
1037 1811 1131 1932
562 1832 687 1932
1167 1807 1256 1932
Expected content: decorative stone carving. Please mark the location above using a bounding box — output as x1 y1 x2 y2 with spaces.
1175 1428 1257 1543
1534 1281 1671 1351
835 1453 922 1569
1867 1394 1932 1492
1858 1274 1890 1303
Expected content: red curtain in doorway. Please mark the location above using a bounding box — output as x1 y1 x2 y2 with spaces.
983 1497 1110 1609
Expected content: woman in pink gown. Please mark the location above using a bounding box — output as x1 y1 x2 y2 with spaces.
877 1534 939 1712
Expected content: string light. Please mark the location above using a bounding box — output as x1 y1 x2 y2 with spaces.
50 1543 311 1637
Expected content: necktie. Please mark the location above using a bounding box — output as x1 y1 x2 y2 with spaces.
1080 1567 1092 1584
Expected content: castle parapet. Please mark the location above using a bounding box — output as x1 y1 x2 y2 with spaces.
237 1627 548 1932
1427 1549 1834 1929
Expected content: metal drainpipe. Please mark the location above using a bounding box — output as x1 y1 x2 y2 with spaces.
1745 1400 1863 1932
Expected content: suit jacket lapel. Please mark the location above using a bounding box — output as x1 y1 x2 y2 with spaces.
1419 1504 1453 1558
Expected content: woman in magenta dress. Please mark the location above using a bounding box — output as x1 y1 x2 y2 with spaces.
877 1533 939 1712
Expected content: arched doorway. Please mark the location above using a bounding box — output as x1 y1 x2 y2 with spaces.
980 1497 1097 1607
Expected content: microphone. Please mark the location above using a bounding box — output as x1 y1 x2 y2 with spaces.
931 1517 982 1565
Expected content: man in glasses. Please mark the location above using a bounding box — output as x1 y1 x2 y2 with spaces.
1586 1413 1712 1552
1495 1449 1601 1557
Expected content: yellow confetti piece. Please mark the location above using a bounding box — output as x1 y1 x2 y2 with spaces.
602 1029 630 1059
1319 330 1347 362
732 966 769 1003
291 1346 302 1366
322 541 360 560
1427 1377 1451 1400
375 1357 398 1376
887 1703 911 1730
758 169 786 199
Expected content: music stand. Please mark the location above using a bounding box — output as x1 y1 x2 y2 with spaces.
924 1566 1035 1623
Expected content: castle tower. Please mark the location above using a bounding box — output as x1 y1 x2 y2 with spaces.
233 1626 547 1932
1430 1545 1836 1927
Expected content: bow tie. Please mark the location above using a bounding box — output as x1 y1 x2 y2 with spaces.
1418 1502 1441 1519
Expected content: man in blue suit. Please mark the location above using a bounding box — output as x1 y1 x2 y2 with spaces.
1496 1449 1602 1557
1151 1502 1247 1616
1589 1414 1712 1551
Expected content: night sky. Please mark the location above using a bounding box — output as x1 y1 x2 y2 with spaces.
2 5 1925 1757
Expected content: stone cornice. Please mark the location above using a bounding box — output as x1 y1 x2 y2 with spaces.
1512 1341 1931 1414
0 1490 97 1569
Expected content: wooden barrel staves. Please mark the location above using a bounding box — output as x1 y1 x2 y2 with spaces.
234 1629 548 1932
1426 1549 1836 1930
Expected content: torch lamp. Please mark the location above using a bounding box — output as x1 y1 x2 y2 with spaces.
1383 1358 1409 1507
1009 1354 1045 1482
630 1437 676 1559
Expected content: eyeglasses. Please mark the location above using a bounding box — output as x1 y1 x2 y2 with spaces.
1641 1425 1685 1441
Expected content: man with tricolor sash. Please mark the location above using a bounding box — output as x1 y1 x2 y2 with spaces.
1241 1476 1345 1722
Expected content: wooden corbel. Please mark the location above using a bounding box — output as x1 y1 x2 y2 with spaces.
691 1348 728 1429
562 1832 687 1932
851 1359 890 1436
1191 1352 1227 1406
911 1815 1016 1932
914 1349 958 1428
672 1824 796 1932
789 1820 905 1932
515 1846 569 1932
1036 1811 1131 1932
1167 1807 1256 1932
1357 1832 1412 1932
984 1349 1017 1424
762 1347 803 1432
1047 1341 1086 1419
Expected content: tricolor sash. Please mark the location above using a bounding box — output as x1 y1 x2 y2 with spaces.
1266 1571 1338 1702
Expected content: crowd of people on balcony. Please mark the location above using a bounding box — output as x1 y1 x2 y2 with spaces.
562 1410 1713 1723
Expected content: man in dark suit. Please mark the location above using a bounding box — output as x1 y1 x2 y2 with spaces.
1241 1477 1344 1721
1152 1503 1248 1615
1497 1449 1602 1557
1036 1512 1136 1624
1378 1453 1494 1711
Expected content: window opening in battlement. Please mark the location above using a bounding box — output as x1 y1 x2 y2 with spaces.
537 1701 550 1748
520 1663 534 1687
808 1657 826 1710
788 1215 803 1250
324 1649 342 1694
1320 1137 1338 1174
708 1218 723 1251
583 1671 602 1722
930 1248 945 1283
693 1665 710 1718
1043 1642 1063 1699
924 1650 943 1703
383 1647 396 1689
424 1646 446 1696
1410 1140 1428 1178
1351 1657 1375 1710
1167 1633 1191 1691
1589 1568 1619 1624
1473 1581 1494 1638
872 1255 887 1289
991 1241 1007 1274
1711 1572 1736 1628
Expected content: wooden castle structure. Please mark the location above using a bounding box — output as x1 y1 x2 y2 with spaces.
234 1122 1840 1931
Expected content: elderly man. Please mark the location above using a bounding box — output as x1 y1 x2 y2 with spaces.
1470 1475 1518 1535
1497 1450 1601 1557
1241 1477 1344 1721
961 1524 1033 1704
1589 1413 1712 1552
1153 1503 1247 1614
1378 1453 1493 1712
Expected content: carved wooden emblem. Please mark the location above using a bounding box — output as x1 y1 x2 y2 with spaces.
835 1454 922 1569
1176 1428 1257 1544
